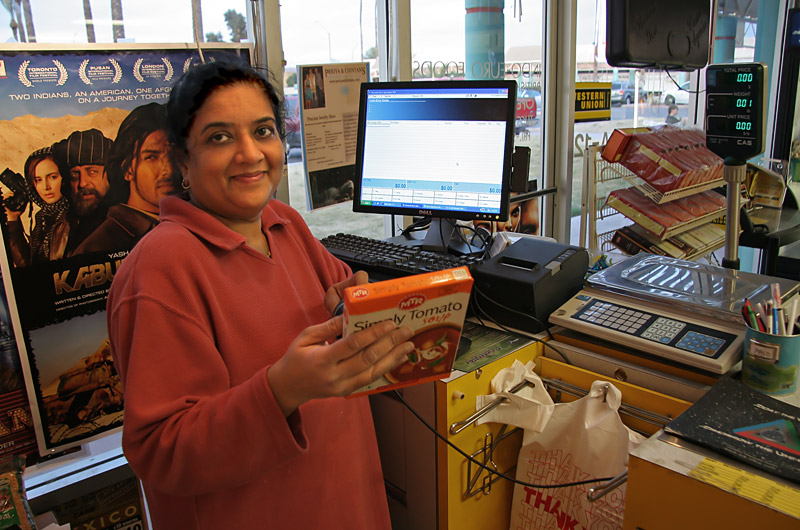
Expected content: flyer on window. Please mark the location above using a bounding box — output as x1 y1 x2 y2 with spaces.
298 62 369 210
0 44 252 457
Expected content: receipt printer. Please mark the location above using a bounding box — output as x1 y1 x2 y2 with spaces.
471 238 589 333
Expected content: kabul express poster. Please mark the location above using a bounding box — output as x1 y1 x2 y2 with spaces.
0 44 252 457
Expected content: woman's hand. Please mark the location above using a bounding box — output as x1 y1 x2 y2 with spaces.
3 206 20 222
2 189 21 222
324 270 368 314
267 316 414 415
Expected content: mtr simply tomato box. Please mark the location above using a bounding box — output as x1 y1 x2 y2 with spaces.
344 267 474 396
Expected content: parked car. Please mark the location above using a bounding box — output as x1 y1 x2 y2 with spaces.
610 81 646 105
663 80 691 105
284 92 302 150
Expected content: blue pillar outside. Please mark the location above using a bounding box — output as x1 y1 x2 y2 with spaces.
713 15 737 64
465 0 504 80
754 0 779 113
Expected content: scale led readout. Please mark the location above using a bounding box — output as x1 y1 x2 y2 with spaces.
705 63 766 160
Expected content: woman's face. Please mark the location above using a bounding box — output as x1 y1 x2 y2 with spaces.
33 158 63 204
497 203 521 232
180 83 285 223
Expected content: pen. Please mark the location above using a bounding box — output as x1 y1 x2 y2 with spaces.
749 306 763 331
755 301 766 319
743 299 765 332
741 305 751 327
786 298 799 336
769 307 777 335
771 283 782 311
777 307 787 336
773 307 780 335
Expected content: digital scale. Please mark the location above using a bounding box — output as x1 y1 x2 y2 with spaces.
549 254 799 374
705 62 767 270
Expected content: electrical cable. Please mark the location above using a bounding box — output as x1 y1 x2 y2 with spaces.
472 283 553 341
470 290 573 365
468 225 491 250
392 389 614 489
664 68 702 96
401 216 430 237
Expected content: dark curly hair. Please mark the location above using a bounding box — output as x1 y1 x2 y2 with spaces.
165 61 285 160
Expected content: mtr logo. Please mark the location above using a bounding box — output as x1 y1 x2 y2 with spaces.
398 294 426 310
350 288 370 299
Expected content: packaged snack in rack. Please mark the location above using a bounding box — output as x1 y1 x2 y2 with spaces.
601 127 724 195
344 267 474 397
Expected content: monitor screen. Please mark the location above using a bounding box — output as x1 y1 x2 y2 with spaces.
352 80 517 243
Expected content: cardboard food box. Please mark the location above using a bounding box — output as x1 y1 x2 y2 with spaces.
602 127 723 193
344 267 474 396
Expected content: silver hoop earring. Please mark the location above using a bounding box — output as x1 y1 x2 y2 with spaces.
181 178 190 190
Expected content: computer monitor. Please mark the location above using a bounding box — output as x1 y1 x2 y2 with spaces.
352 80 517 255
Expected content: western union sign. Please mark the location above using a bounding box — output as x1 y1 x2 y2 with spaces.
575 82 611 122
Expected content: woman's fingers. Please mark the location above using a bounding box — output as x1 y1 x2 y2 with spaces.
332 324 414 392
339 339 415 394
329 320 410 363
324 271 370 314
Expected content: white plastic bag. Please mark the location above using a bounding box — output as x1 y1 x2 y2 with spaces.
478 360 644 530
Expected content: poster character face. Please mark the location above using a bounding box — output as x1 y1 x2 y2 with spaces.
125 130 177 212
519 198 540 235
32 157 63 205
473 204 520 233
69 164 109 215
498 202 521 232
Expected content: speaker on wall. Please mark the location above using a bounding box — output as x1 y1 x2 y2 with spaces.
606 0 712 70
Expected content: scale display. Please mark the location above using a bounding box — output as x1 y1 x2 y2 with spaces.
705 63 767 161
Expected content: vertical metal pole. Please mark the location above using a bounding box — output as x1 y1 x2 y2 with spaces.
722 162 746 270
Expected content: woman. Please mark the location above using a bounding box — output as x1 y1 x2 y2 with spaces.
106 61 414 529
4 147 71 267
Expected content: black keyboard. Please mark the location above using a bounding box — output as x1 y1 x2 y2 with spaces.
321 233 485 280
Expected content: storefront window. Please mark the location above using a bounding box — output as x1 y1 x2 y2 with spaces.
570 1 701 248
0 1 247 44
409 0 544 236
280 0 384 239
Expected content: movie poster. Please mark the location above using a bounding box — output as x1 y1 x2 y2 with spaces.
0 44 252 456
0 272 37 464
473 193 541 236
298 62 369 210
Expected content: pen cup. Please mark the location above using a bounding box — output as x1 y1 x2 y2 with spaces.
741 326 800 395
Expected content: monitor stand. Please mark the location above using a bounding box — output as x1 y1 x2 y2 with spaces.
420 218 484 256
385 218 485 256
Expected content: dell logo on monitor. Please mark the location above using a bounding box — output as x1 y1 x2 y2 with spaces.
420 210 433 215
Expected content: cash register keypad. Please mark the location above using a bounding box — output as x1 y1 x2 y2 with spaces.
573 299 728 358
577 302 649 334
641 317 686 343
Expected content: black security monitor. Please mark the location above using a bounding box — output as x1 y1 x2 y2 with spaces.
606 0 711 70
352 80 517 255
